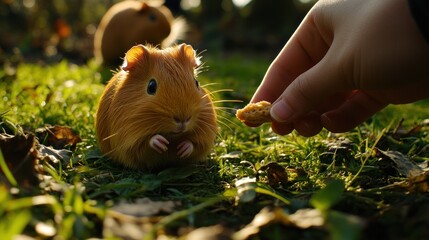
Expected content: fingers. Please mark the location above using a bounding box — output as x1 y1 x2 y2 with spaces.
321 91 387 133
293 111 323 137
271 111 322 137
271 122 294 136
251 8 332 104
269 51 344 123
272 90 387 136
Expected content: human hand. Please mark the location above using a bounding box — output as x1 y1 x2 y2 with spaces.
250 0 429 136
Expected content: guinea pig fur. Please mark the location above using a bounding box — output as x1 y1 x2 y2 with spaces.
96 44 218 171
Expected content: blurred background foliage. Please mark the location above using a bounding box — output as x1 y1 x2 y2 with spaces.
0 0 316 64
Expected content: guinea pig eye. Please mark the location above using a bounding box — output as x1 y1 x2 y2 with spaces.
148 13 157 22
147 79 157 95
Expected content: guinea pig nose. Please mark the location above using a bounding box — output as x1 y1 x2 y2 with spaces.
174 116 191 132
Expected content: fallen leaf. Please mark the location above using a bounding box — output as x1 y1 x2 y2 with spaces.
374 169 429 193
36 125 81 150
259 162 288 186
289 209 325 229
186 225 233 240
406 170 429 192
35 221 56 237
0 133 41 188
37 144 72 165
103 198 179 239
376 149 423 178
233 207 325 240
112 198 178 217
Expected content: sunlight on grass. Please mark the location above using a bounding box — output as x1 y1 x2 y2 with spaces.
0 55 428 239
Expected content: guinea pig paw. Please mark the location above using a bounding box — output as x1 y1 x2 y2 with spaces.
149 134 169 153
177 140 194 159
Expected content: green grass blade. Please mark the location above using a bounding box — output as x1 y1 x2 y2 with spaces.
0 149 17 187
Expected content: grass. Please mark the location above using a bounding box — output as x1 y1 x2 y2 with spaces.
1 53 429 240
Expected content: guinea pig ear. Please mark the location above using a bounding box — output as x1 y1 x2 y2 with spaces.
122 45 147 71
179 43 201 67
139 2 150 13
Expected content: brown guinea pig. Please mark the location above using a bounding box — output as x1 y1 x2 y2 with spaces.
95 44 218 171
93 0 179 65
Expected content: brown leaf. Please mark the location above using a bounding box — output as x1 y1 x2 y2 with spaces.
406 171 429 193
233 207 325 240
376 149 423 178
260 162 288 186
103 198 180 239
0 133 41 188
186 225 233 240
376 170 429 193
36 125 82 150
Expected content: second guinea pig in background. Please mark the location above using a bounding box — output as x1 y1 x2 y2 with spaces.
93 0 185 66
96 44 218 171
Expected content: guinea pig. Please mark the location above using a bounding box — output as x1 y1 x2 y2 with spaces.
93 0 183 65
95 44 218 171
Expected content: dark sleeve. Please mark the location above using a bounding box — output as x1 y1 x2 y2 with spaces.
408 0 429 42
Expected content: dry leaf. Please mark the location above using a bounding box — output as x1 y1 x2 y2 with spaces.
0 133 41 188
103 198 179 239
376 149 423 178
233 207 324 240
406 171 429 192
260 162 288 186
186 225 233 240
36 125 82 150
37 144 72 165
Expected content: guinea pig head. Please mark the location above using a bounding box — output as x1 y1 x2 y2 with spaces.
134 2 172 44
117 44 214 142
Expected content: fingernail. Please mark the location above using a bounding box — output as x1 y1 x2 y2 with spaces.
270 100 293 123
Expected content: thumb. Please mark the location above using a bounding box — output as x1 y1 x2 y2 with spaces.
270 58 344 123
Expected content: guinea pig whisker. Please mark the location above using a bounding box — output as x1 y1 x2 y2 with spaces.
102 132 118 141
192 125 210 139
195 123 218 138
198 111 216 116
216 114 240 128
200 82 220 88
201 89 235 99
214 106 238 111
211 99 243 104
216 119 234 132
211 106 227 112
191 125 205 139
207 89 234 95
